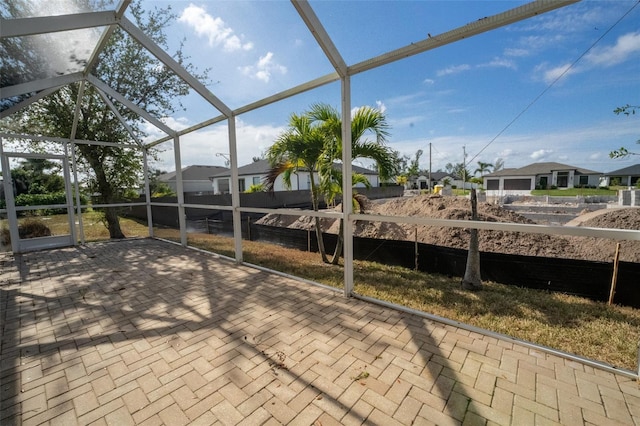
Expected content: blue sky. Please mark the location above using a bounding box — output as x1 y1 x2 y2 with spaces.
138 0 640 175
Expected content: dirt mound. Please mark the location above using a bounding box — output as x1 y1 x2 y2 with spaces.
568 208 640 263
255 195 640 262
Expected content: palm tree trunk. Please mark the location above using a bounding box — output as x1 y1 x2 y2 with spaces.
314 216 329 263
330 218 344 265
461 189 482 290
309 173 330 263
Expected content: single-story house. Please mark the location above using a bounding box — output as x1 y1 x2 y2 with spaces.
210 159 381 194
410 172 457 190
158 165 229 195
603 164 640 187
483 162 601 196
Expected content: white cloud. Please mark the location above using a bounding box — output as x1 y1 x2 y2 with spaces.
530 149 552 160
504 47 529 57
436 64 471 77
435 58 514 80
513 5 605 33
520 35 565 51
423 78 435 85
589 152 602 160
154 119 286 171
533 32 640 84
178 4 253 52
534 62 576 85
478 57 517 70
239 52 287 83
585 31 640 67
389 115 424 128
375 100 387 113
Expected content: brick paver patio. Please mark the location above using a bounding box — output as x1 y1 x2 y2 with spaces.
1 238 639 425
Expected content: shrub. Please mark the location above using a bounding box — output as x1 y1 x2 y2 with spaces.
18 218 52 239
0 192 89 215
0 227 9 246
245 184 265 193
0 219 52 246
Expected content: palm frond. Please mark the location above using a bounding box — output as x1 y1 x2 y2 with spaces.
351 106 390 144
353 141 399 181
262 161 294 192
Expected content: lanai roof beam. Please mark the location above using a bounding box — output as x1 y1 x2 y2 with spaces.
0 11 117 38
349 0 580 75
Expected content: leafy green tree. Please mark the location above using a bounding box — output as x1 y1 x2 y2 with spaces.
266 103 398 264
3 1 206 238
394 149 423 188
446 162 472 183
10 158 64 196
493 158 505 172
148 169 175 198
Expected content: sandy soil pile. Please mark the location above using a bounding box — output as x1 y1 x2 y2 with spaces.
569 208 640 263
255 195 640 262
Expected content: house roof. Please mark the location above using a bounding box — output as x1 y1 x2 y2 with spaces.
417 172 454 181
159 165 229 182
431 172 454 181
605 164 640 176
210 160 379 179
484 162 601 178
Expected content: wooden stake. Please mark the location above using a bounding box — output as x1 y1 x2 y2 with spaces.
414 227 418 271
609 242 621 305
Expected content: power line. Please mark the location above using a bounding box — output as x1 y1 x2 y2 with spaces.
468 0 640 165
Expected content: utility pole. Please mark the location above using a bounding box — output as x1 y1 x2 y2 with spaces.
428 142 432 193
462 145 467 191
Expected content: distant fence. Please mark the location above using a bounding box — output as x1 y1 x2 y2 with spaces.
249 224 640 309
501 195 617 204
126 186 405 227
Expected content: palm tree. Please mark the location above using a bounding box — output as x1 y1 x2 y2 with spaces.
474 161 494 177
265 112 332 262
265 103 398 264
308 103 398 264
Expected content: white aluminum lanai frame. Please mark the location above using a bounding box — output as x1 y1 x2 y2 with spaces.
4 0 640 295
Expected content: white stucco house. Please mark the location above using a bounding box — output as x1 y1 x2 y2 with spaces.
603 164 640 187
409 172 457 190
210 159 381 194
158 165 229 194
483 162 601 196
